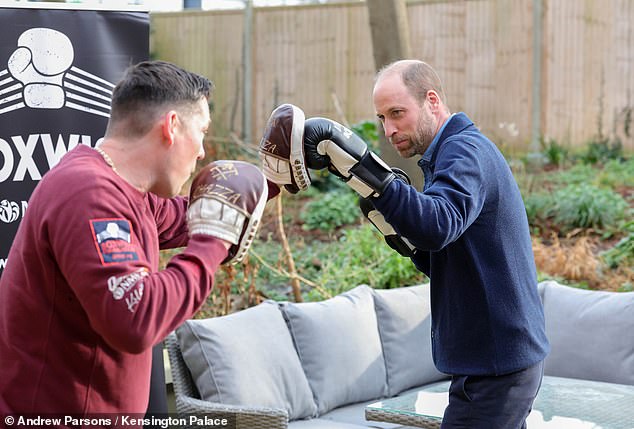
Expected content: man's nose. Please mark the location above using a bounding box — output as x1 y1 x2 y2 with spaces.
383 120 397 138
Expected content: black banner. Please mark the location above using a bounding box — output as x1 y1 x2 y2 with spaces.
0 6 149 275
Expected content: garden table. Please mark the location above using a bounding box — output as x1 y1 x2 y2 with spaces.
365 376 634 429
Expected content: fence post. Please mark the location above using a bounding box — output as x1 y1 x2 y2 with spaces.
242 0 254 145
531 0 544 155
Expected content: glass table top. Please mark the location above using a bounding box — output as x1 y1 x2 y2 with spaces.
366 376 634 429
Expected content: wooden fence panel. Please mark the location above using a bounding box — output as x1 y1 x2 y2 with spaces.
150 0 634 151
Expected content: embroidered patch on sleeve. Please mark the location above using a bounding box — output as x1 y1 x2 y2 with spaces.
90 218 140 265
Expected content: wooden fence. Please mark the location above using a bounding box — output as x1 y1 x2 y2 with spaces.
151 0 634 152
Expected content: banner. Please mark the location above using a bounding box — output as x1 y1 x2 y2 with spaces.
0 6 149 276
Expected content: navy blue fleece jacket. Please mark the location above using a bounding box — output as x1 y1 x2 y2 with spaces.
372 113 549 376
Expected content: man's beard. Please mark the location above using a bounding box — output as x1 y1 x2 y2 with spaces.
397 113 436 158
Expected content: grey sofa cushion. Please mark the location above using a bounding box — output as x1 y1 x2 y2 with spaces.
373 285 447 396
281 285 388 415
541 281 634 385
176 300 317 420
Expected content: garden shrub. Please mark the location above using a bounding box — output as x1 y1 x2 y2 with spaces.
579 137 623 165
552 184 628 233
304 224 427 300
300 189 360 232
540 138 569 167
601 220 634 269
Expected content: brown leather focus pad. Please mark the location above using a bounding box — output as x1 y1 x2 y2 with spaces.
258 103 310 193
190 161 261 207
189 160 268 264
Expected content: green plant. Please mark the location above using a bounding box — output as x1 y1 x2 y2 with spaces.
540 138 569 167
351 120 379 149
595 158 634 189
601 220 634 269
551 163 596 187
552 184 628 233
523 191 558 233
304 224 427 300
579 137 623 165
300 189 360 232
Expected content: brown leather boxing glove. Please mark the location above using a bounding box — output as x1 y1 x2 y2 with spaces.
258 103 311 194
188 160 268 264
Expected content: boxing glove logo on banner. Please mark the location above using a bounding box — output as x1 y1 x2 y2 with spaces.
1 28 115 118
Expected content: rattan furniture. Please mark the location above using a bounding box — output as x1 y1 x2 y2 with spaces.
165 333 289 429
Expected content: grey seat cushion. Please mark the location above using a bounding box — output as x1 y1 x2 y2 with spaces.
319 400 404 429
281 285 388 415
372 285 447 396
541 281 634 385
176 300 317 420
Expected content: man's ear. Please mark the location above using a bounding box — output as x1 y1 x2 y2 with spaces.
162 110 179 145
426 90 441 112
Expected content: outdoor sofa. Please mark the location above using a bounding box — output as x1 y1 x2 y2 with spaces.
166 280 634 428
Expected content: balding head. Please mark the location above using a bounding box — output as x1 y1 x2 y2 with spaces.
375 60 447 107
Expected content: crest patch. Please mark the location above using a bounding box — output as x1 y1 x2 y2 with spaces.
90 218 139 265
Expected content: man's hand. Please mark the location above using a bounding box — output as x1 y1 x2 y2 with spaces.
303 118 395 198
188 160 268 264
258 103 311 194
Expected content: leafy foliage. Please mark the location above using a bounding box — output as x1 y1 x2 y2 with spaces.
551 184 628 233
580 137 624 165
526 184 628 235
540 138 569 167
351 120 379 148
302 224 427 300
601 221 634 269
300 189 360 232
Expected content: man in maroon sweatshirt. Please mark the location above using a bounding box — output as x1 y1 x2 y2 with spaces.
0 61 271 418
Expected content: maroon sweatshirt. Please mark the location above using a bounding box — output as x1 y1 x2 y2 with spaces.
0 145 226 415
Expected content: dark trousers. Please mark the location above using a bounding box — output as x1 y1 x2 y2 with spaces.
441 360 544 429
144 343 168 428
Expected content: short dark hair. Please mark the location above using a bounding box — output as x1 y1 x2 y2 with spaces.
107 61 212 137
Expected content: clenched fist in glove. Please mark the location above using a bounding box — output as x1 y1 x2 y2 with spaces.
303 118 395 198
258 103 311 194
359 168 417 258
188 160 268 264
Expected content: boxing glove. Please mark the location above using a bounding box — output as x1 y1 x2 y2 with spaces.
188 160 268 264
303 117 395 198
258 103 311 194
8 28 74 109
359 168 417 258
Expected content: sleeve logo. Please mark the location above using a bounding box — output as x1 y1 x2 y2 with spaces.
90 218 139 265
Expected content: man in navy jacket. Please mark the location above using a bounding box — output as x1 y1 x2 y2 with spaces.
303 59 549 429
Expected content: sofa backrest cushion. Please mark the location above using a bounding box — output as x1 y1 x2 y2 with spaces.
176 301 317 420
280 285 388 415
372 284 447 396
540 280 634 385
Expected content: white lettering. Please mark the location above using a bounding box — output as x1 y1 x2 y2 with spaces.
12 134 40 181
0 138 14 182
18 416 62 426
41 134 80 169
126 283 144 312
0 258 6 270
0 133 104 183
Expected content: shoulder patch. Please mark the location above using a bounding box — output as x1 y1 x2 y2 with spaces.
90 218 139 265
